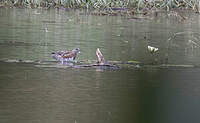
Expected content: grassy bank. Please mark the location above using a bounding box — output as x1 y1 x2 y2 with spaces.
0 0 199 13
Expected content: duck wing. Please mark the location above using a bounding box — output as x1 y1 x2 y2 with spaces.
62 52 75 59
55 51 70 55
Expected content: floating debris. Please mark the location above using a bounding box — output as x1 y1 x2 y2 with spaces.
5 59 21 63
0 58 198 70
96 48 105 65
42 20 56 23
34 10 40 15
45 27 48 32
124 41 129 43
147 46 159 54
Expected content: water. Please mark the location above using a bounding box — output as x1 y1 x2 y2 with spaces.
1 8 200 123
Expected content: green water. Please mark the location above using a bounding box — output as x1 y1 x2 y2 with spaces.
1 8 200 123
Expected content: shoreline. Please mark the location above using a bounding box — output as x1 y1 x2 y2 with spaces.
0 0 199 14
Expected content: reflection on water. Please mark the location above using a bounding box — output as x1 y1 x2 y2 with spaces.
1 8 200 123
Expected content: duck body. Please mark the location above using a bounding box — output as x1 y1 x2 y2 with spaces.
51 48 80 63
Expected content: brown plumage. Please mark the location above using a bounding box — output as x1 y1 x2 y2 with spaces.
62 51 78 60
51 48 80 63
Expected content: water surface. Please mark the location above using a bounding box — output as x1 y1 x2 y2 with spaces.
1 8 200 123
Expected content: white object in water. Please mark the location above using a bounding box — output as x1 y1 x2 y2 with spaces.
96 48 105 65
34 10 41 15
148 46 158 53
45 27 48 32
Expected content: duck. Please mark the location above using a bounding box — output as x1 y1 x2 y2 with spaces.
147 46 158 54
51 48 80 63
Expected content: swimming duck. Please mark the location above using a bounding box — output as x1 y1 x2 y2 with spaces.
51 48 80 63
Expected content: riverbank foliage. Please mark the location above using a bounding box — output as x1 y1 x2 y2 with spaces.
0 0 199 13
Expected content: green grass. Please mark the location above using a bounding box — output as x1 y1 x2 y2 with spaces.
0 0 199 13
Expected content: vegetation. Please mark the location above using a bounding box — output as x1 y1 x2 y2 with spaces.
0 0 199 13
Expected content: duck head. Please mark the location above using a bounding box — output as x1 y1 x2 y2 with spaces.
72 48 80 54
71 48 80 60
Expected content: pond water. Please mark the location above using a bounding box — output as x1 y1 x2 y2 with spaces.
1 8 200 123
